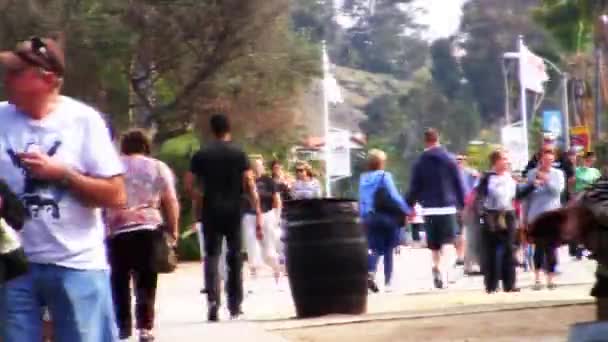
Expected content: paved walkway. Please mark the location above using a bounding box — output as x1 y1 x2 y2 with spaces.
137 246 596 341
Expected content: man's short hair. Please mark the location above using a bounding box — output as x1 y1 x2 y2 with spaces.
210 114 231 137
424 128 439 144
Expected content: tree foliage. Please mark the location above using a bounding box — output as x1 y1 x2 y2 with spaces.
458 0 560 123
0 0 320 143
335 0 428 78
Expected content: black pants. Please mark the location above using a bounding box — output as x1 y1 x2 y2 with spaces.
410 223 423 242
534 244 558 273
481 212 517 292
107 229 158 335
202 213 243 314
568 242 583 258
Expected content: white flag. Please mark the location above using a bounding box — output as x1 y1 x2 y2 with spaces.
520 43 549 93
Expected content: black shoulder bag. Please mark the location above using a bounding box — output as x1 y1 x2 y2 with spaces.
373 172 405 221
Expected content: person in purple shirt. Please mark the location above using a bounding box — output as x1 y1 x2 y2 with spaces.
359 149 410 293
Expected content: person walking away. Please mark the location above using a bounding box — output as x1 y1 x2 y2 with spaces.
104 130 180 341
525 148 565 290
359 149 410 293
185 114 263 322
455 154 479 266
242 157 283 290
407 128 465 289
0 36 127 341
292 161 322 199
477 149 535 293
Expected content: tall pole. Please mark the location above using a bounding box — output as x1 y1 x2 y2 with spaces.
562 73 571 149
595 46 603 142
322 41 332 197
518 35 530 162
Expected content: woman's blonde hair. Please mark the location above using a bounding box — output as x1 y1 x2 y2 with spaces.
295 160 315 178
368 148 387 170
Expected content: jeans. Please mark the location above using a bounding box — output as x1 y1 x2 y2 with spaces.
107 229 158 337
202 213 244 314
0 263 117 342
365 213 399 285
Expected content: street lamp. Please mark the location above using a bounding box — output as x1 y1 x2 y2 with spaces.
502 51 571 148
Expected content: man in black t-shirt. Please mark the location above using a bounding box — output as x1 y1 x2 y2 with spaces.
243 158 282 286
185 114 262 322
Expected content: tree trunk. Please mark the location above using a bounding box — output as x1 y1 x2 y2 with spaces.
130 55 157 130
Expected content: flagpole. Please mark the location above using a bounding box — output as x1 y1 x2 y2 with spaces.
518 35 530 163
322 41 332 197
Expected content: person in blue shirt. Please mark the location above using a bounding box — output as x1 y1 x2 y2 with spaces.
359 149 410 293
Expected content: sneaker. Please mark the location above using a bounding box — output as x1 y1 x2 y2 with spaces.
455 259 465 267
532 281 543 291
229 309 244 320
384 282 394 293
119 329 132 340
367 274 380 293
547 283 557 290
208 303 220 322
432 268 444 289
139 330 155 342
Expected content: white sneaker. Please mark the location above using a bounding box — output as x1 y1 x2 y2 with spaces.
384 283 394 293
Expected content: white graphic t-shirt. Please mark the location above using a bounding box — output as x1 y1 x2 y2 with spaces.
0 97 123 270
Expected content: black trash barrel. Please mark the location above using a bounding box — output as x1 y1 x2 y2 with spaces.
284 199 368 318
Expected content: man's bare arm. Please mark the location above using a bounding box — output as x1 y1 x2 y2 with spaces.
64 169 126 208
18 151 126 208
184 172 202 200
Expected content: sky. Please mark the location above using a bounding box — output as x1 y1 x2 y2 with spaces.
334 0 467 41
415 0 467 40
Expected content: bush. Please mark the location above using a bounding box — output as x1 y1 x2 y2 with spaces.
157 132 202 261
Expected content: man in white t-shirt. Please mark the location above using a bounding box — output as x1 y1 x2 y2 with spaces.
0 36 126 341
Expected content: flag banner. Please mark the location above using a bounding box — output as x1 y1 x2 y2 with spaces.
521 43 549 93
501 124 528 172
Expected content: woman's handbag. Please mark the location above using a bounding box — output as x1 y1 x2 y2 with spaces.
151 226 178 274
373 172 404 220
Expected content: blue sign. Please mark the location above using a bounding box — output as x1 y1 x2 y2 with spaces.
542 110 563 141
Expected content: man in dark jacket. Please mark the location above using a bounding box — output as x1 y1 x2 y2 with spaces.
407 128 466 289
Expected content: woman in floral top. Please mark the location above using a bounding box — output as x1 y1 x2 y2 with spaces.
105 130 180 342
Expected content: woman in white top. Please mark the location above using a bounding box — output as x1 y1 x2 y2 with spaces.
477 148 535 293
291 161 322 199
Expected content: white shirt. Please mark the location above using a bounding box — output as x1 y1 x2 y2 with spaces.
484 173 516 211
0 97 123 270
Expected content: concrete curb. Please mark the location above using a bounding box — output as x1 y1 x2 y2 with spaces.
264 299 594 331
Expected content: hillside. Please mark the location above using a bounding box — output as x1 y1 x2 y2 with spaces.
294 65 411 137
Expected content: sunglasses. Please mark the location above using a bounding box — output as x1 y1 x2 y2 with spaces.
296 169 305 172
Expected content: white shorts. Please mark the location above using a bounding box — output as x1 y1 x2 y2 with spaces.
242 211 281 270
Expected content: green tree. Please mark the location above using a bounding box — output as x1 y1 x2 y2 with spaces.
430 38 463 100
458 0 560 123
337 0 428 78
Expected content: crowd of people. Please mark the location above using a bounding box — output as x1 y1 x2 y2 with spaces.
360 128 603 294
0 34 604 342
